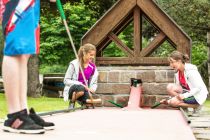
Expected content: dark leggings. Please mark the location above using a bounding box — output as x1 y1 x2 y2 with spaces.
68 84 89 103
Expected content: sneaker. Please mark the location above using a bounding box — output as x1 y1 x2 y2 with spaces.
3 112 45 134
69 102 75 109
29 108 55 130
192 105 202 117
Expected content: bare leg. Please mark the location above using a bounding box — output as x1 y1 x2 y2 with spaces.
19 55 30 110
2 55 30 114
71 91 84 102
166 83 182 96
178 103 199 108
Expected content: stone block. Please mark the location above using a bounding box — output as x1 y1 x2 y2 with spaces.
142 83 168 95
142 95 156 107
96 83 113 94
98 71 108 83
167 70 174 82
142 95 170 108
137 70 155 82
108 71 120 83
120 71 136 83
155 70 167 82
112 84 130 94
116 95 129 107
102 95 115 107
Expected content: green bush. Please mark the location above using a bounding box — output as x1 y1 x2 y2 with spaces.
191 42 207 65
39 64 67 74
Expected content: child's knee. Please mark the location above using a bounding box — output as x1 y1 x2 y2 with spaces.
76 91 84 97
168 98 180 106
166 83 174 92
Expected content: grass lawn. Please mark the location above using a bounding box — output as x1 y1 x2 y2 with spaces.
0 93 69 119
203 99 210 110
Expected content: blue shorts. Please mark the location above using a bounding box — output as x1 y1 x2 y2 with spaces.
2 0 40 56
183 96 198 104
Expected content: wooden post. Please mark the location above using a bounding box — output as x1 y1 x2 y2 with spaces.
207 31 210 94
207 31 210 62
133 7 141 57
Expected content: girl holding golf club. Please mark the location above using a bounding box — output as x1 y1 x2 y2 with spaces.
164 51 208 116
63 43 101 109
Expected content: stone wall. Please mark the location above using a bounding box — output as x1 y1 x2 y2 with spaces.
96 66 174 107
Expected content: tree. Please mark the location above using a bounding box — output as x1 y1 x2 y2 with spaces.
155 0 210 65
39 2 97 66
28 56 41 97
83 0 117 18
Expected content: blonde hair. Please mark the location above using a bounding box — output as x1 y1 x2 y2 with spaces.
169 51 189 63
78 43 96 69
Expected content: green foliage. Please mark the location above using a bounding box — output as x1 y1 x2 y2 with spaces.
39 2 97 66
151 41 175 57
39 64 67 74
103 42 127 57
83 0 118 18
156 0 210 42
191 42 207 65
155 0 209 65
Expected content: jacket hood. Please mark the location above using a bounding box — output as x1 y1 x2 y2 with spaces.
185 63 197 71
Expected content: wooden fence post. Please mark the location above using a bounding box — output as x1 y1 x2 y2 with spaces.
207 31 210 62
207 31 210 94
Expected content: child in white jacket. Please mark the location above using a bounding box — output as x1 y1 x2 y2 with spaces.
164 51 208 115
63 43 101 109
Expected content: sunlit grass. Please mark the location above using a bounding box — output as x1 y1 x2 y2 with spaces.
0 93 69 119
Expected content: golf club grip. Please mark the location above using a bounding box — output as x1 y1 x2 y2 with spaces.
151 102 161 109
56 0 66 20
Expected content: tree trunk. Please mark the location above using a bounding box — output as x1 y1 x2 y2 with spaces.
207 31 210 98
0 24 4 76
28 55 41 97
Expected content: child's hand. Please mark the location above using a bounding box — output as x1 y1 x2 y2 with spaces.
88 88 95 94
83 85 95 93
176 94 184 100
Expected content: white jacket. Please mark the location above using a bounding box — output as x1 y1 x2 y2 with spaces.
174 63 208 105
63 59 98 101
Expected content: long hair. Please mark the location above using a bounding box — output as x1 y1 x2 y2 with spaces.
78 43 96 69
169 51 189 64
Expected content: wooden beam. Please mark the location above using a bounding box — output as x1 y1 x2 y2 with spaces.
140 32 166 57
108 32 134 57
133 6 141 57
96 57 168 65
82 0 136 46
96 37 111 56
137 0 191 56
113 13 133 35
96 13 133 56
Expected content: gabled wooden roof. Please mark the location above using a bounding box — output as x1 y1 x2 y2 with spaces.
81 0 191 65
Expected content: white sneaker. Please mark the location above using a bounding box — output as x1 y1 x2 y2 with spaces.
68 102 75 109
192 105 202 117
